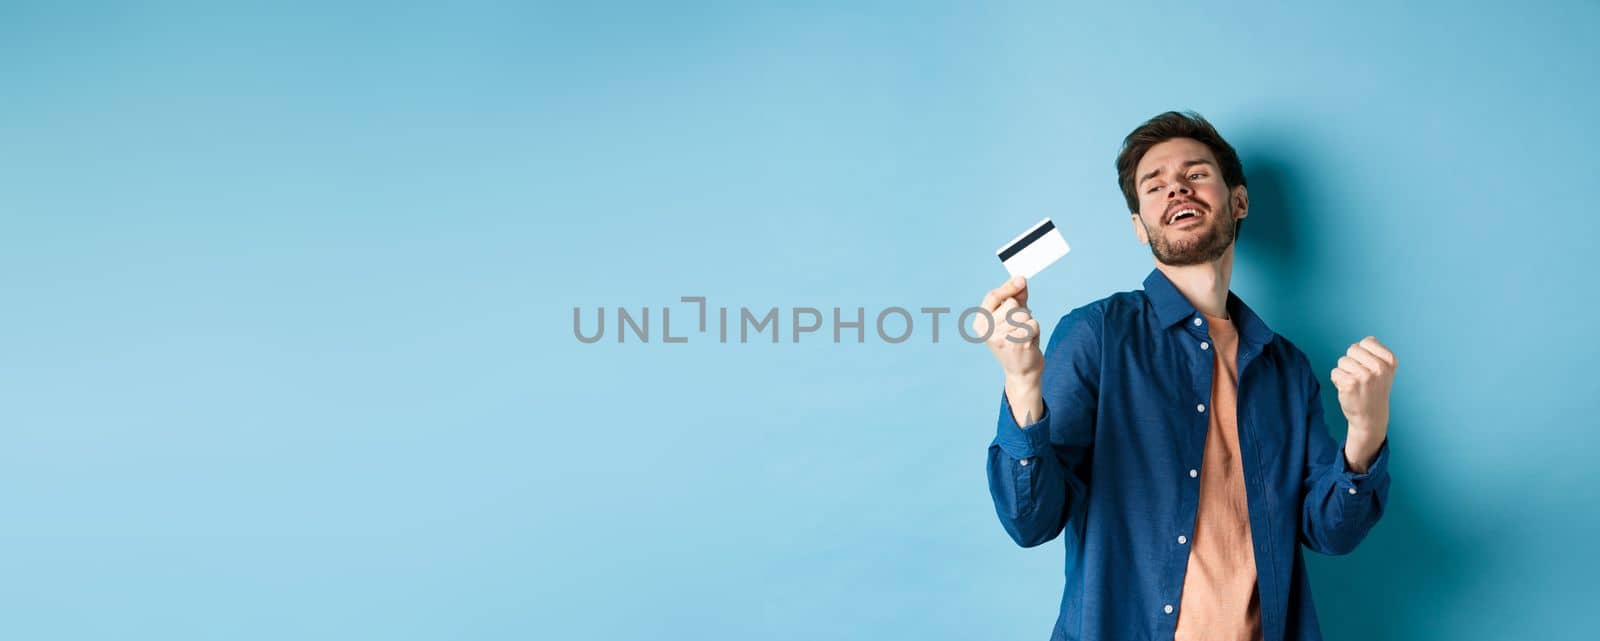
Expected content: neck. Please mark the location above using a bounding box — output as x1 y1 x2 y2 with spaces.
1155 244 1235 318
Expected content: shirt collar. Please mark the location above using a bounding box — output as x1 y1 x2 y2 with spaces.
1141 268 1275 347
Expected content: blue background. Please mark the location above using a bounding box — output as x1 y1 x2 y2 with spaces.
4 1 1596 639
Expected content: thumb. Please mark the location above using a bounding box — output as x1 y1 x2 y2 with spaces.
1011 276 1030 308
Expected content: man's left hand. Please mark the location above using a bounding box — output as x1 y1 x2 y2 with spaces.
1331 336 1398 472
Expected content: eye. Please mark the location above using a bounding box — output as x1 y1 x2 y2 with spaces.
1145 185 1162 194
1188 172 1207 180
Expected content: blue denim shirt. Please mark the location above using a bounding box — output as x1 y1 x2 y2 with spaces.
987 268 1391 641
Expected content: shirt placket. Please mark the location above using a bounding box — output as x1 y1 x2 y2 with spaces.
1160 313 1217 635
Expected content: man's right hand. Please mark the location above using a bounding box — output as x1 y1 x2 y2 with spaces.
976 276 1045 425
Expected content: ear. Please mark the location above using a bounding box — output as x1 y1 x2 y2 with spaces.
1131 214 1149 244
1232 185 1249 222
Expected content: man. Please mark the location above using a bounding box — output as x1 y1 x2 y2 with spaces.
977 111 1396 641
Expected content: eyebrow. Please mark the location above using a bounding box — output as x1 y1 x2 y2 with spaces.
1138 159 1217 187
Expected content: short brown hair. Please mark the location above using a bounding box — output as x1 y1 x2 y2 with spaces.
1115 111 1246 214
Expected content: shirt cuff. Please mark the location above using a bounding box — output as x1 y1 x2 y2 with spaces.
1339 435 1390 496
992 389 1051 461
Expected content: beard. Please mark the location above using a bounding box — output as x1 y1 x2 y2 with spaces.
1142 202 1238 266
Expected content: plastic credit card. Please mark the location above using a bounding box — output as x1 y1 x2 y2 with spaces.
997 218 1070 279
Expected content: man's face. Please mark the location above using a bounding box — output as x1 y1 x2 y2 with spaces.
1130 137 1247 266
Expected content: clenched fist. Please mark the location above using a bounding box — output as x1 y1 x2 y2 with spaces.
1331 336 1397 470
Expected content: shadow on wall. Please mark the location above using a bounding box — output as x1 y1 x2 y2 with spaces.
1233 136 1506 641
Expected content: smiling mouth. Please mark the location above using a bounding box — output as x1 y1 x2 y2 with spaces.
1167 207 1203 226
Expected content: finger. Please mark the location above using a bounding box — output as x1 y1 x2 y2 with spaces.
980 289 1001 313
979 283 1008 312
972 309 996 340
995 297 1019 318
1345 344 1385 375
982 276 1027 312
1336 356 1369 379
1359 336 1397 367
1330 367 1352 390
1001 299 1035 326
1002 305 1037 341
986 298 1018 339
992 295 1017 324
1004 312 1035 343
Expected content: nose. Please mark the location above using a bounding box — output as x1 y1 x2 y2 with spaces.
1168 183 1191 197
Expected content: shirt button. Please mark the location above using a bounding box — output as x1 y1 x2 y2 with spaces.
1164 604 1174 614
1193 317 1203 326
1200 341 1209 350
1019 458 1031 466
1189 469 1199 478
1196 403 1206 413
1348 486 1357 494
1177 535 1188 545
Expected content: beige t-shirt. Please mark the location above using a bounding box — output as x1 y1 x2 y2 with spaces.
1174 312 1263 641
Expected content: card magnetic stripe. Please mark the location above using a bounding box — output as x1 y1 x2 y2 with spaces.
997 220 1057 262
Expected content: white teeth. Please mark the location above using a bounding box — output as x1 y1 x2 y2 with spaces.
1169 208 1198 224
